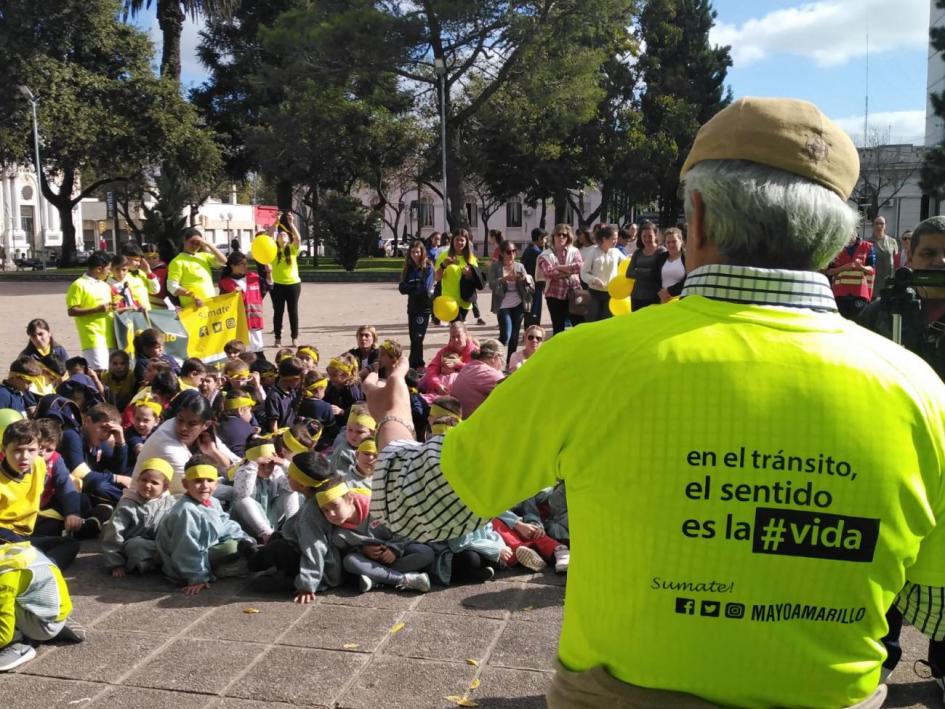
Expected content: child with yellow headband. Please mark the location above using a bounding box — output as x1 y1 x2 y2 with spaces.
0 357 42 416
320 476 433 594
297 370 340 446
124 395 163 472
216 388 259 459
295 345 319 372
248 451 343 603
376 339 402 380
101 457 176 577
230 436 298 544
344 439 377 484
324 353 364 422
156 454 256 596
328 405 375 477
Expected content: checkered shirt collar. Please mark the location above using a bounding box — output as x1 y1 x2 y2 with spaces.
681 264 838 312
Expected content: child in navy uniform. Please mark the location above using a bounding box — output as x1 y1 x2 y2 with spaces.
216 388 258 459
265 357 303 432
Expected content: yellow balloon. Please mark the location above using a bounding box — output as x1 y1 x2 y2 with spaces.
618 257 632 277
433 296 460 322
251 234 278 265
607 275 634 300
608 297 632 316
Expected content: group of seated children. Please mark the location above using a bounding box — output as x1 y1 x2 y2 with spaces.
0 322 569 671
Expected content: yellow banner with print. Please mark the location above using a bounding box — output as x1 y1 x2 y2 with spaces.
178 292 249 363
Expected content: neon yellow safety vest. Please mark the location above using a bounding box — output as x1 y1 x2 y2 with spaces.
441 295 945 708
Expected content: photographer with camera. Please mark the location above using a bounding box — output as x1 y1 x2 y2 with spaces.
858 216 945 380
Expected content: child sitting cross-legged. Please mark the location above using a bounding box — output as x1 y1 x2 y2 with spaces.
0 543 84 673
321 477 433 594
248 451 343 603
230 437 299 544
101 458 176 577
156 455 256 595
328 405 375 476
493 500 569 574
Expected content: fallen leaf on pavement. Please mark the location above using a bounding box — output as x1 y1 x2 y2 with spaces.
343 643 360 650
445 695 479 707
465 658 479 666
389 621 406 635
242 608 261 614
470 678 481 689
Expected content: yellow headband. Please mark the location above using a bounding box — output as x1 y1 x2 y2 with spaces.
226 373 250 383
379 340 399 357
140 458 174 483
316 482 350 507
297 347 319 363
431 422 454 436
429 404 460 421
10 372 42 386
357 439 377 455
184 464 219 481
276 352 294 363
135 396 164 417
225 396 255 411
245 443 276 462
288 461 330 489
304 378 328 397
347 411 376 430
328 357 356 376
283 429 309 455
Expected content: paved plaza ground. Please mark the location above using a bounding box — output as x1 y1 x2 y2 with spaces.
0 280 940 707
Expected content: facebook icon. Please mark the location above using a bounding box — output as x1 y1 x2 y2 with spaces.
675 597 696 615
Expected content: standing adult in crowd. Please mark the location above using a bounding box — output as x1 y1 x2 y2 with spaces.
487 241 532 367
270 214 302 347
576 228 596 279
826 232 876 319
166 228 227 310
897 230 913 269
539 225 584 335
655 227 687 303
626 221 664 311
365 97 945 709
434 230 479 322
522 229 547 326
869 215 898 296
398 241 434 370
580 225 625 322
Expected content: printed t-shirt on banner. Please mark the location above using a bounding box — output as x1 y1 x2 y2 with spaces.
66 274 115 349
271 244 300 285
439 296 945 708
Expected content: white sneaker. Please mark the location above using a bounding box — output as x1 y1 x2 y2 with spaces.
357 574 374 593
0 643 36 672
397 572 431 593
515 546 547 572
553 545 570 574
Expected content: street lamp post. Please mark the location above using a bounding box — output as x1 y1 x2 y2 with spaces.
433 58 448 234
18 85 48 261
224 211 233 250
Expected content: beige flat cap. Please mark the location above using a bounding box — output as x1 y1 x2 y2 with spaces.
680 97 860 200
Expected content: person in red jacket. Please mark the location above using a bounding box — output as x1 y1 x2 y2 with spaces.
826 233 876 319
219 251 266 354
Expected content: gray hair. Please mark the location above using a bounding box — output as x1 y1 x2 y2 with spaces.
473 339 505 363
910 216 945 253
682 160 858 270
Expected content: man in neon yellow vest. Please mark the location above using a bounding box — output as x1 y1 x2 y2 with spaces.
364 97 945 708
166 227 227 309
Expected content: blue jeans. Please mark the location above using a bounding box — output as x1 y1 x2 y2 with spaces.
530 282 545 320
498 303 525 365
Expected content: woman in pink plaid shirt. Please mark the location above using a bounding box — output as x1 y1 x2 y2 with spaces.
538 225 584 335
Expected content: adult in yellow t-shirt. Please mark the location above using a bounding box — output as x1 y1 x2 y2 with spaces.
65 252 119 371
269 213 302 347
365 99 945 708
434 230 479 319
166 228 226 309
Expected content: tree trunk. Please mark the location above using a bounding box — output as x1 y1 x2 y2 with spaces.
157 0 185 82
41 168 77 267
539 200 547 229
552 187 568 227
445 115 465 232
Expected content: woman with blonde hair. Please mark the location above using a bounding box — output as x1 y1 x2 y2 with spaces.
538 225 584 334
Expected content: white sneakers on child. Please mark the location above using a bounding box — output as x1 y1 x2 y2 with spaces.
0 643 36 672
358 574 374 593
515 546 547 572
553 545 570 574
397 572 432 593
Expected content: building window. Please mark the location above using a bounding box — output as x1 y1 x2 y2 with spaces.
506 198 522 228
465 200 479 228
417 196 434 228
205 229 216 243
20 206 35 237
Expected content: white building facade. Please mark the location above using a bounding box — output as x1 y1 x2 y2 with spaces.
0 165 68 266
